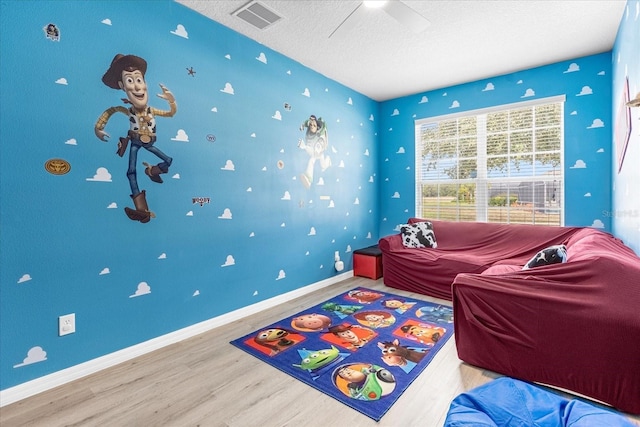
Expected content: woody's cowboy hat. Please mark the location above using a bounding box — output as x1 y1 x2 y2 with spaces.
627 92 640 108
102 54 147 89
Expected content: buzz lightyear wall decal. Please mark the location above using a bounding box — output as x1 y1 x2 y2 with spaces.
94 54 177 223
298 114 331 189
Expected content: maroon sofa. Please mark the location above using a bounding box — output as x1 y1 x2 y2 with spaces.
378 218 581 300
453 227 640 415
379 218 640 414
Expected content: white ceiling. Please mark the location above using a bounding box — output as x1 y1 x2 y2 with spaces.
176 0 626 101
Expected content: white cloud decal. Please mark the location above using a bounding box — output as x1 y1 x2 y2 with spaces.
563 63 580 73
220 83 235 94
576 86 593 96
570 160 587 169
171 129 189 142
17 274 32 283
521 88 535 98
86 167 112 182
587 119 604 129
170 24 188 39
129 282 151 298
14 346 47 368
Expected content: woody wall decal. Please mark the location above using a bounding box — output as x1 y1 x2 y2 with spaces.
94 54 177 223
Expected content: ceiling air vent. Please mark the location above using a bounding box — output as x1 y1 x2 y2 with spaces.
232 1 283 30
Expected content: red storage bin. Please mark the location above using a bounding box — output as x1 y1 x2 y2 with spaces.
353 245 383 279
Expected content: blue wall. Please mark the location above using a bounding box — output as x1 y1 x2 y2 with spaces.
0 1 379 390
378 54 613 237
612 0 640 254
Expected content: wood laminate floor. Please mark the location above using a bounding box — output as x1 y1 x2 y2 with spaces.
2 277 639 427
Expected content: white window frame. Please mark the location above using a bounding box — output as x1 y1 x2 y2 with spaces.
414 95 566 225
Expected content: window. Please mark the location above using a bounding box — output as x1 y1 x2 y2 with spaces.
415 96 565 225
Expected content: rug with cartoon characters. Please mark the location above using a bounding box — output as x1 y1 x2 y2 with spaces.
230 287 453 421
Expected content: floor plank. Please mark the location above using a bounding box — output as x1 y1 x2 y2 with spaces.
2 277 639 426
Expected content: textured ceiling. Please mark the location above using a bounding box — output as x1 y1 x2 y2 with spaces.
176 0 626 101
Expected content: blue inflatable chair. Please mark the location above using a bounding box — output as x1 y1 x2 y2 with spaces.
444 377 635 427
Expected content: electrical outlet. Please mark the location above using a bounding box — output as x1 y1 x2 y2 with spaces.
59 313 76 336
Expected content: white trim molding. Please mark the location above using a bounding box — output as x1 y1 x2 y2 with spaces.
0 271 353 407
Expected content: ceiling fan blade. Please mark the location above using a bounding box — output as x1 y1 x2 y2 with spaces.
382 1 430 33
329 3 363 38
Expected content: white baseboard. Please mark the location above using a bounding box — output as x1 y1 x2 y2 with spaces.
0 271 353 407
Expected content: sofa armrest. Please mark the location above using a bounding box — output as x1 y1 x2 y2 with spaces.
378 233 404 252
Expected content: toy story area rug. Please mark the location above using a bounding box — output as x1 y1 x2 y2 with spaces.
230 287 453 421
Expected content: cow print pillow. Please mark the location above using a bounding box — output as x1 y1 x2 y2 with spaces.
400 221 437 249
522 244 567 270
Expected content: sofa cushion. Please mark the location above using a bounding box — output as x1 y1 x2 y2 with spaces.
400 221 437 249
522 245 567 270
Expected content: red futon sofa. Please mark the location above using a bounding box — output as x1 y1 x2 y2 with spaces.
379 218 640 415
